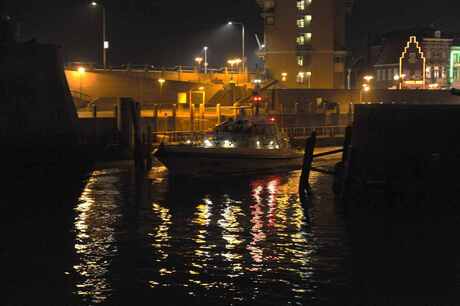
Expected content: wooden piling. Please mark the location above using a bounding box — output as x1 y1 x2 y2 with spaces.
299 131 317 202
172 104 177 142
152 104 158 143
190 104 195 132
117 98 134 150
216 104 221 125
146 125 153 170
342 126 352 163
199 103 205 131
130 101 144 171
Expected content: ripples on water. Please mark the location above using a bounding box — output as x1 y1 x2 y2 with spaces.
72 162 351 305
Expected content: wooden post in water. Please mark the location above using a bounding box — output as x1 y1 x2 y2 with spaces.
92 104 98 144
117 98 134 151
190 104 195 132
131 102 144 171
216 104 221 125
299 131 317 202
113 104 119 143
342 126 352 163
172 104 177 142
199 103 205 131
146 125 153 170
152 105 158 143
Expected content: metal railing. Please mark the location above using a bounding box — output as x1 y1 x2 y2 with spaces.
282 125 348 138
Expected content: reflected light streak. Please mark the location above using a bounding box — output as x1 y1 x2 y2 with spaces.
73 169 121 304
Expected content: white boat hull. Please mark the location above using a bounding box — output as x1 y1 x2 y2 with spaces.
154 145 304 177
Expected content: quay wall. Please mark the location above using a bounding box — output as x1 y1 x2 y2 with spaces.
1 43 78 148
271 89 460 114
65 69 252 108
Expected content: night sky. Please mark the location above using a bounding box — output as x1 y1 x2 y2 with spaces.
4 0 460 68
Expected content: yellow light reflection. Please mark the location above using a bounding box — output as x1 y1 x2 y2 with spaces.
73 169 121 304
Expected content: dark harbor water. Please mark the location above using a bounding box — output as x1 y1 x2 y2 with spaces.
3 156 460 305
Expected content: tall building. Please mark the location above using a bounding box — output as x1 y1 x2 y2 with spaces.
256 0 353 89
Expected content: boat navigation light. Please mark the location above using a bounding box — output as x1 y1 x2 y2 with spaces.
223 140 235 148
204 139 214 148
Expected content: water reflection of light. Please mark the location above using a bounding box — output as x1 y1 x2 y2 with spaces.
218 196 244 266
149 201 173 288
73 169 121 304
187 197 219 290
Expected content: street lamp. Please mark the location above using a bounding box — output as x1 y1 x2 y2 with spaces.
195 57 203 70
363 75 374 83
203 46 208 74
394 73 406 89
228 21 245 73
360 83 370 103
306 71 312 88
281 72 288 82
90 1 108 69
158 78 165 97
78 67 86 103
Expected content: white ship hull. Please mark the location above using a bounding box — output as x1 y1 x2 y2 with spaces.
154 145 304 177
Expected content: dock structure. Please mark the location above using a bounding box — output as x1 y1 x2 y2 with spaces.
339 104 460 206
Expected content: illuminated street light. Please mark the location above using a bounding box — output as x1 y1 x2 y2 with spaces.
158 78 166 97
306 71 312 88
227 21 246 73
78 67 86 103
281 72 288 82
203 46 208 74
363 75 374 83
90 1 108 69
360 83 371 103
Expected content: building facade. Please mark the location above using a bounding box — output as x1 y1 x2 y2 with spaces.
372 29 458 89
256 0 353 89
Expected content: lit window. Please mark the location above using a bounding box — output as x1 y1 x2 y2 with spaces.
434 66 440 79
426 66 431 79
297 36 305 45
305 15 312 24
305 33 312 41
297 56 304 66
297 0 305 10
297 72 305 84
297 19 305 28
393 68 398 79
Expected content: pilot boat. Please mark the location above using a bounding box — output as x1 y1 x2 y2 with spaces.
153 112 304 177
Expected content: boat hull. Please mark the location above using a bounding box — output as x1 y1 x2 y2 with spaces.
154 145 303 177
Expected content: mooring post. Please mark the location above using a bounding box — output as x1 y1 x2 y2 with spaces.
146 124 153 170
92 104 98 143
172 104 177 142
216 104 221 125
190 104 195 132
200 103 205 131
153 104 158 143
299 131 317 202
117 98 133 151
342 126 352 163
131 101 144 171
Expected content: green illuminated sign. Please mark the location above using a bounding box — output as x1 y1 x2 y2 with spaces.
450 48 460 83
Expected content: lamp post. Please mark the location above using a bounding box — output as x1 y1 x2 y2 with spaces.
203 46 208 74
195 57 203 71
228 21 245 73
78 67 86 102
394 74 406 90
360 83 370 103
158 78 165 98
90 1 108 69
306 71 312 88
